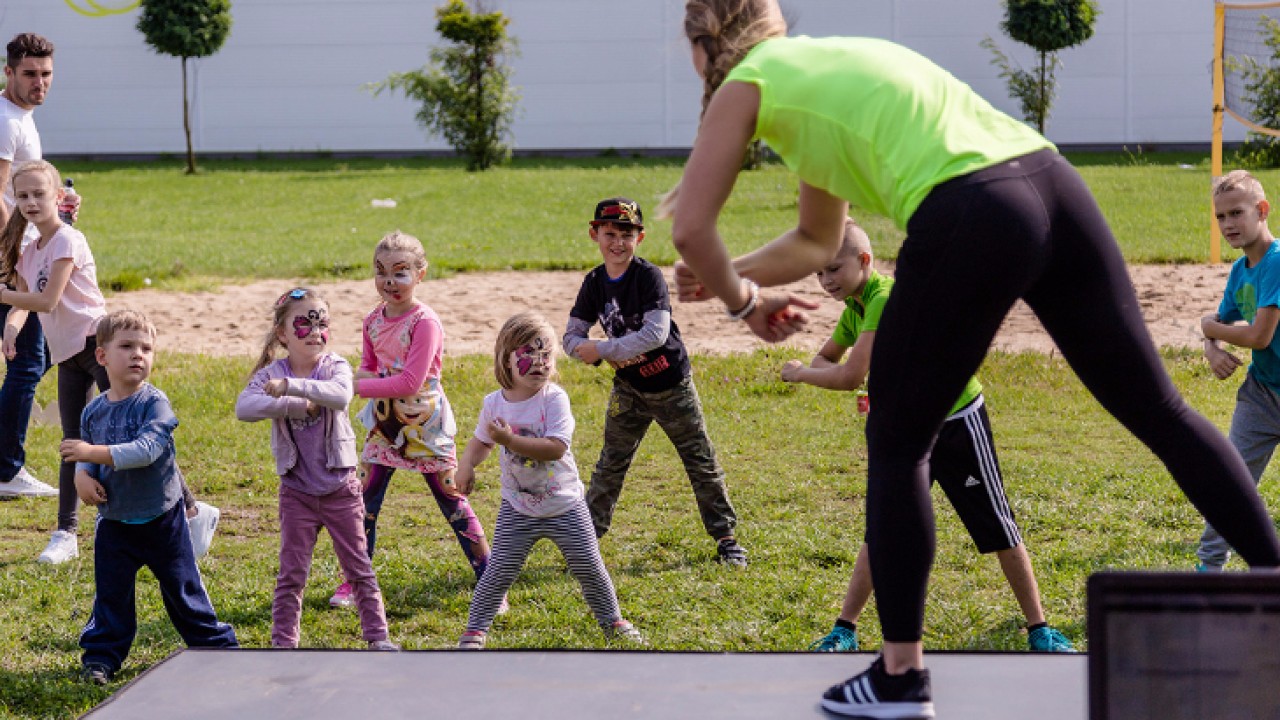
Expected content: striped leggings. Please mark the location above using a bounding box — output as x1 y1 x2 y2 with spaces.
466 499 622 634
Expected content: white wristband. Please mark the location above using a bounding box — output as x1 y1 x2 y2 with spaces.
725 280 759 321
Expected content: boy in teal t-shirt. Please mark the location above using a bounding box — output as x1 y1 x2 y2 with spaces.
781 219 1072 653
1199 170 1280 570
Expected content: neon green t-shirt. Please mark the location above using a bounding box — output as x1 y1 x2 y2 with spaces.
833 271 981 415
723 36 1055 229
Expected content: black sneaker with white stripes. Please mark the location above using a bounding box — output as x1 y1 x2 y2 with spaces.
821 656 934 719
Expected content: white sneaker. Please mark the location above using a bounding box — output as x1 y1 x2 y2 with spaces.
37 530 78 564
188 501 220 559
0 468 58 498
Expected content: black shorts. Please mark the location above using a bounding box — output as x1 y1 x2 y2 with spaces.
930 396 1022 554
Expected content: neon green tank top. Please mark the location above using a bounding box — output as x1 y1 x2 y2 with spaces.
723 36 1055 228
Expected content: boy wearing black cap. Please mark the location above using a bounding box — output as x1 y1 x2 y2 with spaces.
564 197 747 567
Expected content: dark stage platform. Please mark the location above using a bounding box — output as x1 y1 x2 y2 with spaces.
83 649 1085 719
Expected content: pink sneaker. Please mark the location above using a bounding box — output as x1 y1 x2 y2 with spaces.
329 582 354 608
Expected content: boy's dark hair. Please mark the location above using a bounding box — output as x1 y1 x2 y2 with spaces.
97 309 157 348
6 34 55 68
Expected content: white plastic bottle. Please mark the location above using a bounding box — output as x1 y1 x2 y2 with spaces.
58 178 78 225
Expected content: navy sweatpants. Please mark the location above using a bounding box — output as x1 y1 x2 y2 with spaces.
80 502 237 672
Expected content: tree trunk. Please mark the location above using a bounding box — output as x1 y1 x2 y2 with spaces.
182 57 196 175
1037 50 1047 135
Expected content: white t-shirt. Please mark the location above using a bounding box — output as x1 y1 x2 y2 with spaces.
0 94 43 247
474 383 582 518
15 224 105 363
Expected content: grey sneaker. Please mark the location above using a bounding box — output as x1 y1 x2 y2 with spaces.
458 630 486 649
604 620 645 644
0 467 57 498
716 537 748 568
367 639 401 651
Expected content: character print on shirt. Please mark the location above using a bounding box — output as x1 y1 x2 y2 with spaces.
598 298 648 370
35 263 49 294
292 307 331 343
502 424 560 503
1235 283 1260 323
370 379 455 461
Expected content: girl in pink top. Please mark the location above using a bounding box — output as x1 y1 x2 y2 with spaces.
0 159 106 564
329 231 491 609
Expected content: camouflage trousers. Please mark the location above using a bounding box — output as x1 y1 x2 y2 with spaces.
586 375 738 540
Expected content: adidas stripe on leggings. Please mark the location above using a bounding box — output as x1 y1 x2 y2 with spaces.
864 148 1280 643
466 499 622 633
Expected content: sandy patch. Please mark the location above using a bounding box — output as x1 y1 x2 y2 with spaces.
108 263 1229 358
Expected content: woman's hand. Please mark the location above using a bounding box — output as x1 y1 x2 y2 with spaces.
743 291 819 342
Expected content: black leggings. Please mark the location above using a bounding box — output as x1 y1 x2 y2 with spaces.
865 149 1280 642
57 337 109 532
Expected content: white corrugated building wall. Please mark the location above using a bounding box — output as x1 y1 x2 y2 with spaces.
0 0 1245 155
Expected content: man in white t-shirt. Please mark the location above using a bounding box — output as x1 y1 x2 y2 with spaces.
0 33 58 500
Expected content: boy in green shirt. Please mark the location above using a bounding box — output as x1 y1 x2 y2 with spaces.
782 219 1071 653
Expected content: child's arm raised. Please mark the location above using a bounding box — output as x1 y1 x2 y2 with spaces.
0 257 73 314
453 435 493 495
781 334 871 391
64 395 179 471
1202 307 1280 351
236 367 315 421
273 355 354 411
487 417 567 462
357 315 439 398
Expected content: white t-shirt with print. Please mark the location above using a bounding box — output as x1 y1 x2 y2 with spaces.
475 382 582 518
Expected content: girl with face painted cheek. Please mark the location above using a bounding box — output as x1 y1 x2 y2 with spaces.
332 230 493 612
235 288 398 650
453 312 642 649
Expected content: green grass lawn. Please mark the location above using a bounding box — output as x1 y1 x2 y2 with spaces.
2 347 1275 718
44 150 1260 294
1 153 1275 716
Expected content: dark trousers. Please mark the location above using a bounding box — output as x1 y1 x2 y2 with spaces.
79 502 238 673
0 305 48 483
57 338 109 531
865 149 1280 642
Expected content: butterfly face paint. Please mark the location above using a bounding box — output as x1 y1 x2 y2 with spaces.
514 336 552 377
292 307 331 343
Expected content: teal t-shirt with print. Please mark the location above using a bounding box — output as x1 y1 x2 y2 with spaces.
833 271 981 415
1220 240 1280 393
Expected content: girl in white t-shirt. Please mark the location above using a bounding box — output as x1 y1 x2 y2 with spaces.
454 312 642 649
0 159 106 563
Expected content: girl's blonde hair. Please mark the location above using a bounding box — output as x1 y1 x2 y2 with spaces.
251 287 328 375
685 0 787 115
374 230 428 271
493 311 558 391
1 159 62 285
657 1 786 220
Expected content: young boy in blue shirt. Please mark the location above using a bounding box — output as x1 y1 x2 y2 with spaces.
782 219 1072 653
564 197 747 566
60 310 237 684
1199 170 1280 570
